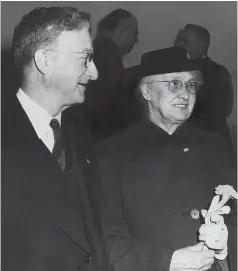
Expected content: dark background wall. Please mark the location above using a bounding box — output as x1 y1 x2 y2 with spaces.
1 1 237 144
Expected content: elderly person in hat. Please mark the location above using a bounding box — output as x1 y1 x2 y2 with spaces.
92 47 237 271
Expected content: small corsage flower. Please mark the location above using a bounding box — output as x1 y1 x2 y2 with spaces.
215 185 238 200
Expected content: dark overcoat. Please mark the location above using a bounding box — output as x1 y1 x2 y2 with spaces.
93 120 237 271
191 56 234 144
2 97 108 271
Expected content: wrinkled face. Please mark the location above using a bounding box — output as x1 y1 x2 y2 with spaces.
47 26 98 105
141 71 201 125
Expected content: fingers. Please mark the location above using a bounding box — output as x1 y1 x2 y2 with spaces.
199 235 226 250
201 209 207 218
189 242 205 251
214 197 230 212
203 194 231 224
199 256 215 271
199 264 213 271
216 206 230 215
207 195 220 213
199 222 228 250
200 249 215 259
199 223 226 235
210 214 224 223
204 206 230 216
191 245 215 258
172 244 215 270
199 234 220 242
203 257 215 266
201 208 228 224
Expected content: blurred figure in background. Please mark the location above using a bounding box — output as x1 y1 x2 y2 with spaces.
115 64 142 130
174 24 234 146
81 9 139 143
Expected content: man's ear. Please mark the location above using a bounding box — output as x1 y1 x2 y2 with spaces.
34 49 50 75
141 83 151 101
116 25 127 45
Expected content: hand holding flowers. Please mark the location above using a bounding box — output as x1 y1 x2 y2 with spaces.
199 185 237 260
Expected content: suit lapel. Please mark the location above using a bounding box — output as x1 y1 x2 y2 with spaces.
62 115 104 267
6 97 92 254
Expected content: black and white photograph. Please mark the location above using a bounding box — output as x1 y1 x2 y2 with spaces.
1 1 237 271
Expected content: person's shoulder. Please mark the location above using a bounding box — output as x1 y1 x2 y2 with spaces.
195 126 226 142
191 122 233 152
205 57 231 78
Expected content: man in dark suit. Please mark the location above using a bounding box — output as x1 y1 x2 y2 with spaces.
2 7 108 271
174 24 234 146
78 9 139 143
93 47 237 271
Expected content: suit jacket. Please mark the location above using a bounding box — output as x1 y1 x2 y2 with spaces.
2 97 107 271
93 120 237 271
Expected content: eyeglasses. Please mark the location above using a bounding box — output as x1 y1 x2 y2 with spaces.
44 49 93 68
147 79 200 94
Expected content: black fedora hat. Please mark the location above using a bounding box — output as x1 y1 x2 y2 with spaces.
139 47 201 78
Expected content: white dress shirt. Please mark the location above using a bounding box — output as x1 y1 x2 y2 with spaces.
186 53 207 59
17 88 61 153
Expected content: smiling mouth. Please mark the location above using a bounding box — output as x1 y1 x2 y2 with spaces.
173 104 188 108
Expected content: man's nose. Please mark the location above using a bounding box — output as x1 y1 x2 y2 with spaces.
87 60 98 80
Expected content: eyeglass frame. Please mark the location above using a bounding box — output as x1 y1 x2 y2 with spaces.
146 79 202 94
43 49 94 68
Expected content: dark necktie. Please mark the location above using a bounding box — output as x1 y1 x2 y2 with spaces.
50 118 66 170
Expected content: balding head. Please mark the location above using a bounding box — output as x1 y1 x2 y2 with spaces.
97 9 139 57
174 24 210 59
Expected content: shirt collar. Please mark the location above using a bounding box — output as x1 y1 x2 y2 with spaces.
16 88 61 139
187 53 207 59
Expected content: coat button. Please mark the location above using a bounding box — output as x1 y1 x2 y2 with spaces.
190 209 200 220
83 255 92 263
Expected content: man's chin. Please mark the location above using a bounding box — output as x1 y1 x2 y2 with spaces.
76 93 85 104
74 85 85 103
72 97 85 105
79 95 85 103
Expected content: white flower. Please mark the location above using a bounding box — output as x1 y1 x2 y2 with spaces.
205 185 237 216
215 185 237 200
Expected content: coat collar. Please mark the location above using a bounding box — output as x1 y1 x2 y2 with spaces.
138 119 196 145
